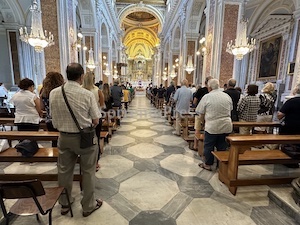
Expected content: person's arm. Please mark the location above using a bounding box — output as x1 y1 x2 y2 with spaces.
39 94 45 111
92 118 99 127
98 90 105 108
277 111 285 120
34 97 43 117
199 113 205 129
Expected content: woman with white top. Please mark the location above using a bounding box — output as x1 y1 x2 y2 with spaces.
82 72 104 172
10 78 43 131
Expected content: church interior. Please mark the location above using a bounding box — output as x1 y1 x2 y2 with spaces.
0 0 300 224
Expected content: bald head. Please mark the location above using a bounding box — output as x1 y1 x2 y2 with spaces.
181 79 188 86
228 78 236 88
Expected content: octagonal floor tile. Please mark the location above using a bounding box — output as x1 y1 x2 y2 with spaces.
176 198 256 225
130 211 176 225
148 118 166 123
160 154 200 177
96 155 134 178
118 125 137 132
119 172 179 210
130 129 158 138
154 135 186 147
109 135 135 147
132 121 154 127
150 125 174 132
122 118 138 123
127 143 164 158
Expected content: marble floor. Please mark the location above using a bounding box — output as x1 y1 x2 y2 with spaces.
1 93 299 225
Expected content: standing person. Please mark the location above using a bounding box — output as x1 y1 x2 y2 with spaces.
165 81 175 104
102 83 113 112
254 82 276 133
10 78 42 131
193 76 212 150
121 85 130 111
82 72 105 172
50 63 102 217
237 84 260 134
40 72 64 146
172 79 193 136
277 83 300 135
110 81 123 125
0 83 8 106
196 79 232 171
224 78 241 122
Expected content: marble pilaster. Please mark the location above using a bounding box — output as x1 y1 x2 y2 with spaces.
41 0 61 75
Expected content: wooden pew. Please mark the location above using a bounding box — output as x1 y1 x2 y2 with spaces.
195 133 204 156
0 147 81 183
213 134 300 195
0 131 59 146
0 118 48 131
232 121 281 134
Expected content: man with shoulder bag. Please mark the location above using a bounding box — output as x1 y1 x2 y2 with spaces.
50 63 103 217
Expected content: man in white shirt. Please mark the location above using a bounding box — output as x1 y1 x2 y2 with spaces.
196 79 233 171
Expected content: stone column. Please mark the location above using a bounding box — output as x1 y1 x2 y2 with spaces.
288 9 300 95
41 0 62 75
178 6 186 83
204 0 241 86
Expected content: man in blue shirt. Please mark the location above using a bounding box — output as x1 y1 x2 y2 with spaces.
173 79 193 136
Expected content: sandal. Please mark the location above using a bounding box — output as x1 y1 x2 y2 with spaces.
82 199 103 217
198 163 212 171
96 163 100 172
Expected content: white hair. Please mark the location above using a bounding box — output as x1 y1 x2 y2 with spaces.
208 79 219 90
294 83 300 94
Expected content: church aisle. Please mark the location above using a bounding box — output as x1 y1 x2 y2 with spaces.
3 94 298 225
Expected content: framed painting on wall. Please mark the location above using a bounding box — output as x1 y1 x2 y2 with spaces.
257 35 282 80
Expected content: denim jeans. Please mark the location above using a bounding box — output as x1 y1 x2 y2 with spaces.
203 131 228 165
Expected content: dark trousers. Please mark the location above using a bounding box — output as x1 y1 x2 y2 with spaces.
95 120 102 161
46 121 58 147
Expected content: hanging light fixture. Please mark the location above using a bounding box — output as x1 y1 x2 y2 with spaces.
169 66 177 79
184 55 195 74
226 1 256 60
196 37 206 56
19 0 54 52
113 68 118 79
104 63 110 76
86 47 97 71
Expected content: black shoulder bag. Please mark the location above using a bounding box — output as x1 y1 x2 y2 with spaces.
61 85 95 148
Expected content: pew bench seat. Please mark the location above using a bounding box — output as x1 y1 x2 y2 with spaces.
212 149 300 190
0 147 81 183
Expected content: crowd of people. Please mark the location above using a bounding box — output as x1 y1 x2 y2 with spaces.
146 77 300 171
2 63 300 216
3 62 136 217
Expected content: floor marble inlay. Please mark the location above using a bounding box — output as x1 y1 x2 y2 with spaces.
1 94 299 225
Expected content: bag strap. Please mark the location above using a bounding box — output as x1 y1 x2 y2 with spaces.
61 85 82 132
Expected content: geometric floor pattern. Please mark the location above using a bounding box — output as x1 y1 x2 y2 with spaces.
0 93 299 225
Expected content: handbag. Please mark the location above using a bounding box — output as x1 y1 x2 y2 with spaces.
15 140 39 157
0 139 10 152
62 85 95 148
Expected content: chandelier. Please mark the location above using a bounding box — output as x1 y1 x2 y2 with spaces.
169 67 177 79
196 37 206 56
86 47 97 71
104 63 110 76
113 68 118 79
226 18 256 60
19 0 54 52
184 55 195 74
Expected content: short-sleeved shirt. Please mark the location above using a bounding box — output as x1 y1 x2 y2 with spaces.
237 95 260 121
10 90 40 124
196 89 233 134
49 81 101 133
173 86 193 114
279 95 300 134
194 87 208 106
